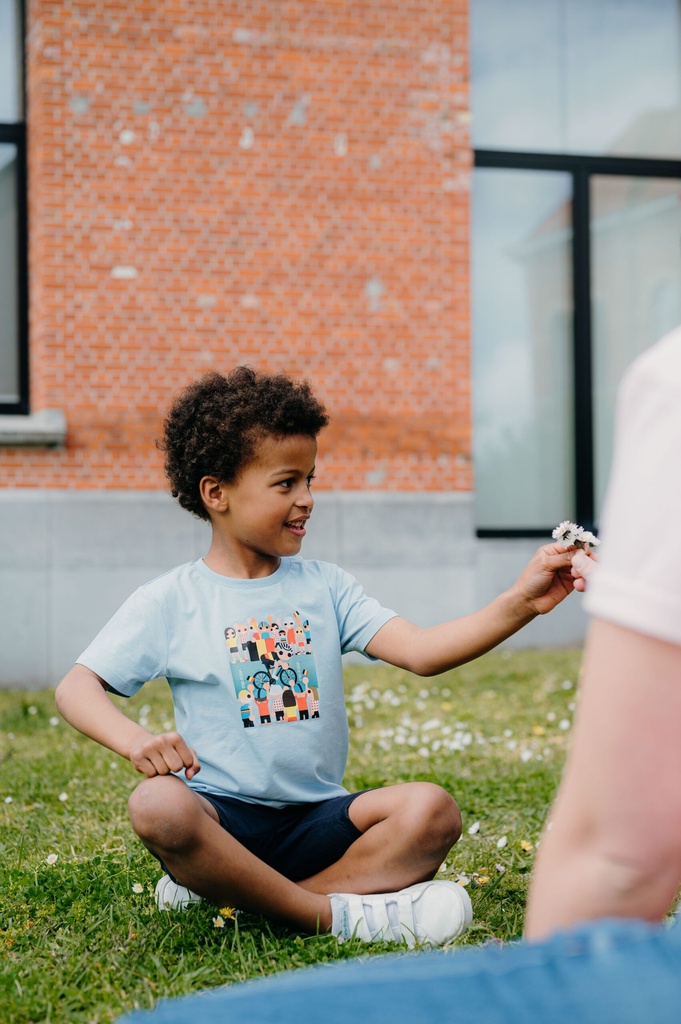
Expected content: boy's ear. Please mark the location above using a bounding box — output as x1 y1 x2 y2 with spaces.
199 475 229 513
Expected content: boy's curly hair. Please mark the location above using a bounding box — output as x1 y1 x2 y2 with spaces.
159 367 329 520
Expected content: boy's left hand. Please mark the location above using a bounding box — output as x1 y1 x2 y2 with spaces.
512 544 576 617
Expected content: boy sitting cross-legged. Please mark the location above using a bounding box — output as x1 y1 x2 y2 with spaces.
56 367 575 946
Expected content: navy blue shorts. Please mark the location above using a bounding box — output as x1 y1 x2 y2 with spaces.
163 790 365 883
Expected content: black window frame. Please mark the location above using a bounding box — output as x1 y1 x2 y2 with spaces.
474 148 681 539
0 0 28 415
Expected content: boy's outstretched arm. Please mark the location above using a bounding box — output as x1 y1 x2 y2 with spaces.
365 543 575 676
56 665 200 779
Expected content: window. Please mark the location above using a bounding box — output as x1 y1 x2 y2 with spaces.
471 0 681 534
0 0 27 414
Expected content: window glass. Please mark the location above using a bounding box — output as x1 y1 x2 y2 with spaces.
472 168 574 529
591 176 681 515
471 0 681 158
0 144 19 402
0 0 23 122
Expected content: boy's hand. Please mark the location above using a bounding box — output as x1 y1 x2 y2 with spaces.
129 731 201 780
512 543 576 617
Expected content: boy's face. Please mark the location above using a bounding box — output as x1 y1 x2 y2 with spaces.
218 433 317 574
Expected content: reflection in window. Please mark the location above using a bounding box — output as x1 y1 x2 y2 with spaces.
591 176 681 509
471 0 681 158
472 169 574 529
0 0 23 123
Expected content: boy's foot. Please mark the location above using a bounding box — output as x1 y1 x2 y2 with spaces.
329 879 473 948
155 874 202 911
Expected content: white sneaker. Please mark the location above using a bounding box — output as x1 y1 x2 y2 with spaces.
329 879 473 947
155 874 202 911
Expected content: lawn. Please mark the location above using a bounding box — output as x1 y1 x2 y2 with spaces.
0 647 582 1024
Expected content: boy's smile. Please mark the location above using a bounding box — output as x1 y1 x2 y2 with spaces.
203 433 318 578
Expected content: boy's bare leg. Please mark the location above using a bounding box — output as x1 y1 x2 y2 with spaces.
128 778 460 934
128 775 332 932
299 782 461 895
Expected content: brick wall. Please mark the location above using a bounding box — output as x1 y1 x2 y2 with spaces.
4 0 471 493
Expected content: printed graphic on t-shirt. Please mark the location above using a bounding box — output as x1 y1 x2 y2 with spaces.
224 613 319 727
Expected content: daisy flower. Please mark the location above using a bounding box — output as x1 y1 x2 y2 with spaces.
552 521 600 549
132 883 144 894
45 853 58 865
212 915 226 928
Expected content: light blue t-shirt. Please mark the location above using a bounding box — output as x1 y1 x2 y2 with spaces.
77 557 396 808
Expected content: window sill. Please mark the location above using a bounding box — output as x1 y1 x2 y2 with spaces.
0 409 67 447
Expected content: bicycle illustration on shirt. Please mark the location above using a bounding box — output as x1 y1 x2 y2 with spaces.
225 612 319 727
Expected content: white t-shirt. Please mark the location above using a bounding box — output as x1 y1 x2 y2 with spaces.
585 327 681 646
77 557 396 807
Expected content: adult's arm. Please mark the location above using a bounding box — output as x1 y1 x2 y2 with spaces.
525 616 681 938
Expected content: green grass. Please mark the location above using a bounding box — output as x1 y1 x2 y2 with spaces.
0 648 582 1024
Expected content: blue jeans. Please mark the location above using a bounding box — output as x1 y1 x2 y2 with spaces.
118 918 681 1023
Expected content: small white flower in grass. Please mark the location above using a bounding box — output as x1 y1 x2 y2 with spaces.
49 717 59 727
7 733 14 740
559 719 571 731
495 863 506 873
58 792 68 802
496 836 508 849
4 796 12 804
213 915 225 928
28 705 37 715
132 883 144 894
468 821 480 835
456 874 470 886
562 680 573 690
45 853 58 865
439 862 448 873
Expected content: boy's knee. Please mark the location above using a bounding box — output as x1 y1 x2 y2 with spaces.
128 776 193 849
406 783 462 850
